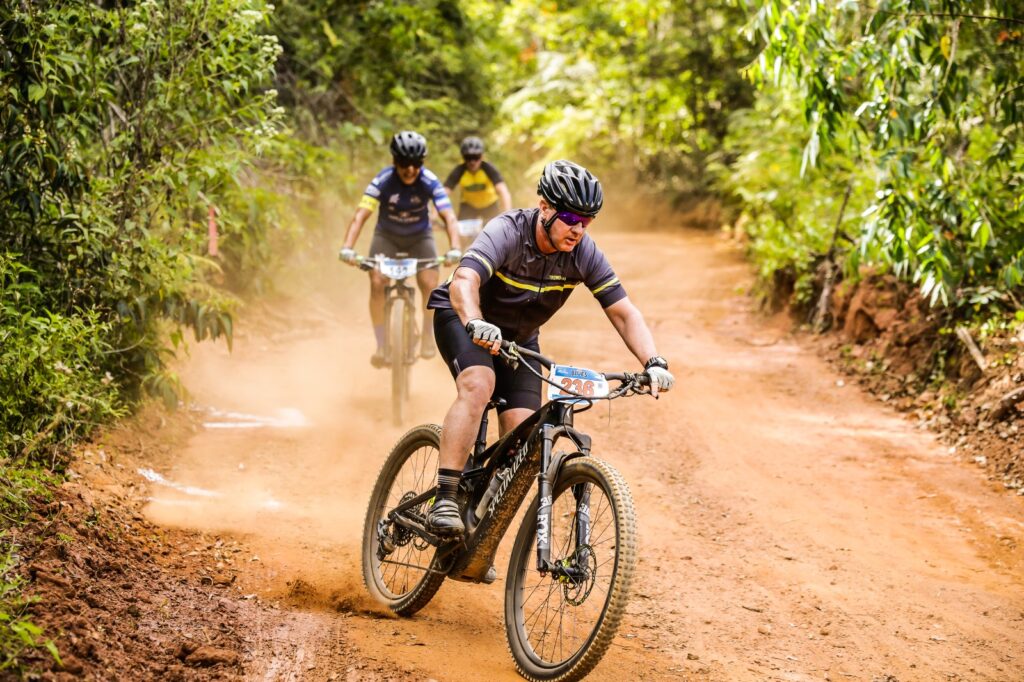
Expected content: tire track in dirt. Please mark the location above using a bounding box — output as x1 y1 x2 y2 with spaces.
140 226 1023 681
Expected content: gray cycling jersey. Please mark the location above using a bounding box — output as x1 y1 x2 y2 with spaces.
427 208 627 343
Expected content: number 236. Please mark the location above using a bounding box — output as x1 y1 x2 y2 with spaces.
559 378 595 396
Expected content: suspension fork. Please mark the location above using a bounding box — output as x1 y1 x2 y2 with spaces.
573 482 592 566
535 415 592 577
535 423 555 572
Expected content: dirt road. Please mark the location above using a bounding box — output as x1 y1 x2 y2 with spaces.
141 227 1024 681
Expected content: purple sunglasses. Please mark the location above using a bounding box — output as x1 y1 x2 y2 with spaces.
556 211 594 228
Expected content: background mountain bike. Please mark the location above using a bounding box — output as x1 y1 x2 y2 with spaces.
361 341 654 681
354 254 442 425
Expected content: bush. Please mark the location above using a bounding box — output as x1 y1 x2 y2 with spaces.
0 255 122 464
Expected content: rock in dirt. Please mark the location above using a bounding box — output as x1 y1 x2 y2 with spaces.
185 645 239 667
212 573 236 586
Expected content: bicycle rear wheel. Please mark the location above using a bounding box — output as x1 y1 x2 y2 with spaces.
505 457 636 682
361 424 446 616
389 296 409 425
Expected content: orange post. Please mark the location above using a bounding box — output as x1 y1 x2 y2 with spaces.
207 205 219 257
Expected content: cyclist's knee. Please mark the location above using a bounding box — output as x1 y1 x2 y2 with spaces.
369 272 387 294
417 270 439 291
455 367 494 406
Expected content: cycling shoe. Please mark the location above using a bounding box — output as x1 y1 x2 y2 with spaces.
370 349 387 368
426 498 464 537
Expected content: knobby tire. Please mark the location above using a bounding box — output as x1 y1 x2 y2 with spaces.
361 424 447 616
504 457 637 682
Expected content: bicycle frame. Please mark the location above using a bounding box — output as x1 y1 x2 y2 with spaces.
358 254 441 366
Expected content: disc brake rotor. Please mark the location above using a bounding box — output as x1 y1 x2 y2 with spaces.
378 491 420 557
559 545 597 606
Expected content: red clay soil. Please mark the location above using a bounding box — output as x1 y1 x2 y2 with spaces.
823 271 1023 495
11 411 407 681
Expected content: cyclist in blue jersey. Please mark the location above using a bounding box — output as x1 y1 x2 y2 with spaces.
340 131 462 365
423 160 675 536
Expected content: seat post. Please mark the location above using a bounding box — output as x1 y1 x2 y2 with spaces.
473 408 490 458
473 398 506 457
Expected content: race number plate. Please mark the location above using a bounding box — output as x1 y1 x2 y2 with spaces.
457 218 484 237
546 365 609 403
379 258 418 280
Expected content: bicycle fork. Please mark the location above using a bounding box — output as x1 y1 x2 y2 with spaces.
535 424 592 583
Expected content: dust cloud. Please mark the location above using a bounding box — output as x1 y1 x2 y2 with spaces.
143 204 459 611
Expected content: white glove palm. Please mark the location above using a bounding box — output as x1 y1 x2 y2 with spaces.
339 247 357 265
444 249 462 265
466 318 502 354
644 366 674 395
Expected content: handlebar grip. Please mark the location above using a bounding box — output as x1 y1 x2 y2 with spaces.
603 371 651 386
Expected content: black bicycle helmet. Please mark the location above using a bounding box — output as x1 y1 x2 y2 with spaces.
537 160 603 217
390 130 427 160
460 136 485 157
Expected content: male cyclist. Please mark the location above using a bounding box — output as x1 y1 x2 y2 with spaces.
443 136 512 240
340 131 461 364
425 160 674 536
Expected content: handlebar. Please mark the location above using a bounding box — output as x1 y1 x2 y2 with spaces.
354 254 446 272
498 340 652 398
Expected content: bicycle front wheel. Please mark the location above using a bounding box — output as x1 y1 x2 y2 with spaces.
389 296 409 425
361 424 447 616
505 457 637 682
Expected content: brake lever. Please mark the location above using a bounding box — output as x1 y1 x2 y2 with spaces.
499 342 520 370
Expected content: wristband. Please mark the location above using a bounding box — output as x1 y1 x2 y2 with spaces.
644 356 669 370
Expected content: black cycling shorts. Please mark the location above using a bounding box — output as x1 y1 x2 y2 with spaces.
433 309 542 413
369 230 437 259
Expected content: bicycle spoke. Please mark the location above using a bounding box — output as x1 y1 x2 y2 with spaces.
374 440 440 599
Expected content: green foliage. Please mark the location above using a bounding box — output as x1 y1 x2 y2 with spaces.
493 0 755 196
1 255 123 462
270 0 496 147
739 0 1024 312
1 0 282 439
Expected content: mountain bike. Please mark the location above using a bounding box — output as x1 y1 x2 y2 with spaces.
354 254 443 426
361 341 654 681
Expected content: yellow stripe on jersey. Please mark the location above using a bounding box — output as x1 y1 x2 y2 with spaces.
466 251 494 277
358 195 380 212
590 276 620 294
495 270 580 293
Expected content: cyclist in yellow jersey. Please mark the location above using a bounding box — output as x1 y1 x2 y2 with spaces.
443 137 512 240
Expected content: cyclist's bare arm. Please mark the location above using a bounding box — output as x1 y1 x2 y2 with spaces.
342 207 373 250
603 297 660 366
495 181 512 212
438 207 460 251
450 266 485 326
